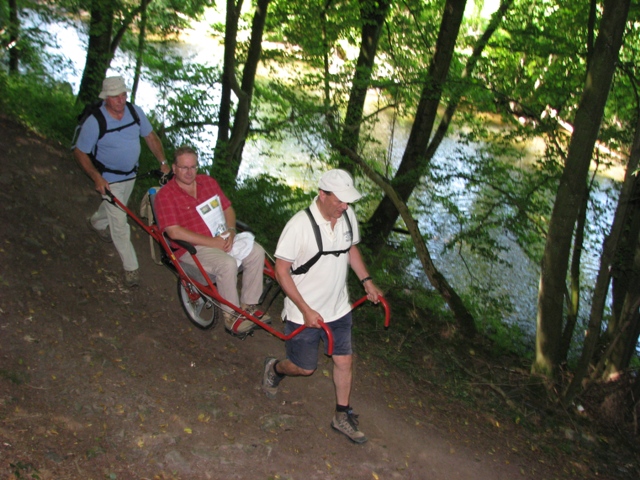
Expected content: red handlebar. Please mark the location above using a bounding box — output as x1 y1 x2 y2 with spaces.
351 295 390 328
282 322 335 355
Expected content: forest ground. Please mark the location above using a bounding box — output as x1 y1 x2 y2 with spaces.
0 113 638 479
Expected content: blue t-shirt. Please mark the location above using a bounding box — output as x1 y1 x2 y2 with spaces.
75 103 153 183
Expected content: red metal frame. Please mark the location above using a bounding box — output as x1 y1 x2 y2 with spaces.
106 190 390 354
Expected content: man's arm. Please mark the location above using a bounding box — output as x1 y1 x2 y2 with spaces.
164 225 228 251
163 204 238 253
218 205 237 252
223 205 237 234
349 245 382 304
275 258 324 328
143 131 170 174
73 148 110 195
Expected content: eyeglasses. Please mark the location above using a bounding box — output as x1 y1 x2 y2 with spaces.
176 165 198 172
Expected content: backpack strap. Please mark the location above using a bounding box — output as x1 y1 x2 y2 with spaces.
90 158 139 176
98 102 140 139
93 108 107 140
290 207 353 275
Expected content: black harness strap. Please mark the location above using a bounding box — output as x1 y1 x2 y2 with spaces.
290 207 353 275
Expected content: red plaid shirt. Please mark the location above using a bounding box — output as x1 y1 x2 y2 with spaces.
154 175 232 258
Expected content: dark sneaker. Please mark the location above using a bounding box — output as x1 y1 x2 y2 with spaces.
87 218 112 243
224 311 256 338
124 269 140 287
331 409 367 444
261 357 282 399
242 304 272 324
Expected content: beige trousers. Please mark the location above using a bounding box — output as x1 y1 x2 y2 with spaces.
90 179 139 272
180 242 265 313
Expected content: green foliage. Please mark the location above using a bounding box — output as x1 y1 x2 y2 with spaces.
0 71 77 145
464 285 533 358
145 0 214 37
231 174 314 253
267 0 360 64
142 48 221 159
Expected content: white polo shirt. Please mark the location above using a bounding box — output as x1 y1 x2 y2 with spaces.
275 197 360 324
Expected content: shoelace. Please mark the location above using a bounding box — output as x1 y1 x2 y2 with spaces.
345 410 360 427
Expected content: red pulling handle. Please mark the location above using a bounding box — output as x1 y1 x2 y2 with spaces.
351 295 390 328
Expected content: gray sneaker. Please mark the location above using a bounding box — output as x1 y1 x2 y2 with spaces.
224 311 256 338
124 269 139 287
87 218 112 243
261 357 282 399
331 409 367 444
242 304 272 324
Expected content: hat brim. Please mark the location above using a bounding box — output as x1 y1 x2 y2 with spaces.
333 187 362 203
98 87 131 99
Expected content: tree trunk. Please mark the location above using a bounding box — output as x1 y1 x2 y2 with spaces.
611 176 640 333
213 0 243 187
8 0 19 73
424 0 513 166
557 0 600 364
363 0 467 252
338 0 391 173
224 0 271 179
558 189 587 363
76 0 116 105
604 198 640 376
605 272 640 377
131 0 151 104
537 0 631 378
559 164 600 363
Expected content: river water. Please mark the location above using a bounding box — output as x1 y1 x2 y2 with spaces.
38 12 618 341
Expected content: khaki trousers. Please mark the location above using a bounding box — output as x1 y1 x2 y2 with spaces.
90 179 139 272
180 242 265 313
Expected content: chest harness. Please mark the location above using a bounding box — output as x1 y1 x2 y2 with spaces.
290 207 353 275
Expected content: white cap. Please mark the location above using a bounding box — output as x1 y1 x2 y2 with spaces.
99 76 131 99
318 169 362 203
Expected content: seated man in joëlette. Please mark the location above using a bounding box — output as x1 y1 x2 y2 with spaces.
153 146 269 336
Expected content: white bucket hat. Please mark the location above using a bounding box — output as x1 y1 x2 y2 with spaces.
318 169 362 203
98 76 131 99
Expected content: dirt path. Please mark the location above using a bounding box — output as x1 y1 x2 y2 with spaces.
0 115 594 479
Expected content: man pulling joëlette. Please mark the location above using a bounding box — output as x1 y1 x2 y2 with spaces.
73 76 169 287
262 169 383 444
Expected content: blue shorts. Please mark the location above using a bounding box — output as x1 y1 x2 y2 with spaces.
285 312 353 371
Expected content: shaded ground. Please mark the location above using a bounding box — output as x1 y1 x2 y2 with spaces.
0 114 634 479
